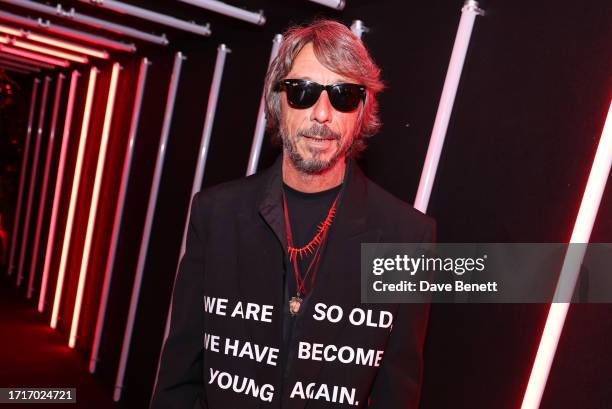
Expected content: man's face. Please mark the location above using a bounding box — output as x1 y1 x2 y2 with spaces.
279 43 361 175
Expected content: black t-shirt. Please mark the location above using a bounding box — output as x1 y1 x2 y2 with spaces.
280 182 342 363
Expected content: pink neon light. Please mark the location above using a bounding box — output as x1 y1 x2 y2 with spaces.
0 44 69 67
0 52 55 69
90 58 148 373
11 38 89 63
50 67 98 329
0 63 29 73
0 22 109 59
521 99 612 409
0 23 21 37
38 71 79 313
0 58 39 72
26 73 63 299
69 63 121 348
26 33 109 59
42 25 135 53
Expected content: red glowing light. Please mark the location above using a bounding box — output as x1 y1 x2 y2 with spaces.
0 52 55 69
0 23 21 37
69 63 121 348
0 44 69 67
521 100 612 409
50 67 98 329
38 70 79 313
0 58 40 72
11 38 89 63
26 33 109 59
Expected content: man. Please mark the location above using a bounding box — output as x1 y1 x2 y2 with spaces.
151 19 435 409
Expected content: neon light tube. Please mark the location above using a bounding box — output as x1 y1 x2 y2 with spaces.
78 0 211 37
246 34 283 176
0 0 168 45
308 0 345 10
162 44 229 342
521 99 612 409
0 22 21 36
27 73 64 299
69 62 120 349
414 0 484 213
114 52 185 402
180 44 229 252
176 0 265 25
0 23 107 58
90 58 149 373
350 20 368 39
0 57 41 71
0 63 31 73
16 76 51 287
38 70 79 313
8 38 89 63
0 9 136 52
50 67 98 329
0 44 70 67
7 78 39 277
26 33 108 59
0 52 55 69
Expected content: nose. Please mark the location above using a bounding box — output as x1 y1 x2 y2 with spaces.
309 89 333 124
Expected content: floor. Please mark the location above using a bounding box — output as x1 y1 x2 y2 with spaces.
0 271 129 409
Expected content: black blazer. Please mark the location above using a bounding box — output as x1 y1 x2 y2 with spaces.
151 158 436 409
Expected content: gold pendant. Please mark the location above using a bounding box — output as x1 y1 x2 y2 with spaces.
289 296 303 316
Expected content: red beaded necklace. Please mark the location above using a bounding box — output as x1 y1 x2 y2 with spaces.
282 190 340 316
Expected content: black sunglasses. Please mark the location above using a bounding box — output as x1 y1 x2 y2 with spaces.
278 79 366 112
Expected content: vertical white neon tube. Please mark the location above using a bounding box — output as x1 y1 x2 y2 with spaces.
414 0 484 213
174 43 228 283
8 77 39 276
90 58 149 374
50 67 98 329
68 62 121 349
521 100 612 409
161 44 229 342
26 72 65 299
114 52 185 402
246 34 282 176
350 20 368 39
38 70 79 313
16 75 51 287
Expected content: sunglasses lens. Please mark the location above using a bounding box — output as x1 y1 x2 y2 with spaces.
285 82 321 109
330 84 364 112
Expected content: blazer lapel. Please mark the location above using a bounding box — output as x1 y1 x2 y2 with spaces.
237 156 287 314
234 158 287 406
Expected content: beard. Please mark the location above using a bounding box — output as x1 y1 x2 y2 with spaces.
280 123 350 175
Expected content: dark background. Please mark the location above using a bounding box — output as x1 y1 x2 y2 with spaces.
0 0 610 408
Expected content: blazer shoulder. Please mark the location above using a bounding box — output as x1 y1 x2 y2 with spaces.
365 178 436 239
195 169 268 207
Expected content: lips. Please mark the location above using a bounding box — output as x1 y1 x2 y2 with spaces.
303 135 335 141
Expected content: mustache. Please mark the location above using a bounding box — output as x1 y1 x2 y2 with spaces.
298 124 341 140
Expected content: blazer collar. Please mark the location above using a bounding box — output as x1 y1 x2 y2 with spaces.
256 155 369 249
